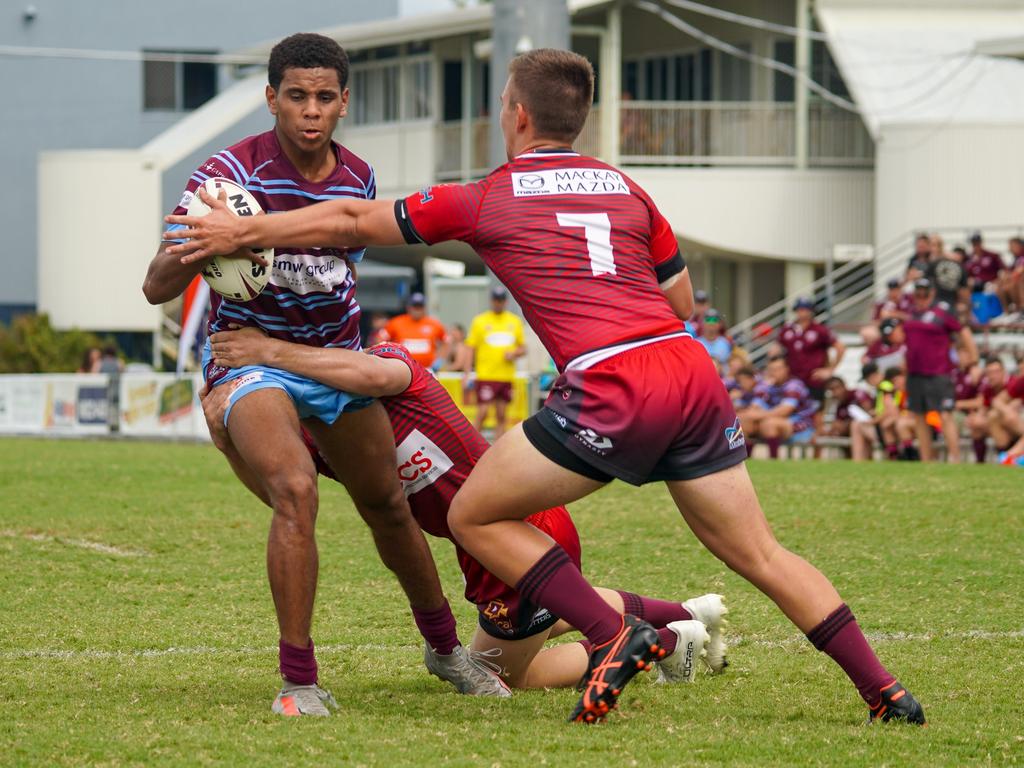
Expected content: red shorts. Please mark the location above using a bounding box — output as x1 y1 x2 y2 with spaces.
459 506 581 640
525 334 746 486
475 380 513 404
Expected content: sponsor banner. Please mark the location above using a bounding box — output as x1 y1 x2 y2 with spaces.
436 373 530 429
511 168 630 197
119 373 209 439
0 375 110 435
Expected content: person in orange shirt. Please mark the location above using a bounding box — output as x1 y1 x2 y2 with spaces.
384 293 449 370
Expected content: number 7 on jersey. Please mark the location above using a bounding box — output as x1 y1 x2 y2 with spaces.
556 212 616 277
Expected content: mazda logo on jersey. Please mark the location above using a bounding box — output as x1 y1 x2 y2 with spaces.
517 174 545 189
395 429 454 496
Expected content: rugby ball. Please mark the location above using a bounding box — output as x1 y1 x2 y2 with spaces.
186 178 269 301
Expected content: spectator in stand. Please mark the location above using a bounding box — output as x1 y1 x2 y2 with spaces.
463 286 526 438
995 237 1024 317
851 363 914 461
904 277 978 462
740 355 818 459
97 345 123 374
992 374 1024 464
927 245 968 307
776 297 845 408
384 292 449 370
689 289 710 336
905 233 932 283
873 278 909 322
441 323 470 372
820 376 872 444
696 309 731 370
863 318 907 372
721 348 751 391
77 347 101 374
978 357 1019 459
731 366 760 409
955 363 985 458
967 232 1004 294
364 311 390 346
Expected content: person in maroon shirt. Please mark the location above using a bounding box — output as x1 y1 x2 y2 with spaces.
872 278 906 321
977 357 1021 457
166 49 926 726
776 298 845 406
862 318 906 372
967 232 1005 293
996 237 1024 314
992 374 1024 461
903 278 978 462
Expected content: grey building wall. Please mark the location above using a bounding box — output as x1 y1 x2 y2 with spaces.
2 0 399 311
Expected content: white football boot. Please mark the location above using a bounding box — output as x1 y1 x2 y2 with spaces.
654 619 710 683
424 643 512 697
682 593 729 674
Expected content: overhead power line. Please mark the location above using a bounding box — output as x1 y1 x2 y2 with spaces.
0 44 264 65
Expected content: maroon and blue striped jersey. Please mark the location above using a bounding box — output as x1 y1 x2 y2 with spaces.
397 149 686 371
168 130 374 350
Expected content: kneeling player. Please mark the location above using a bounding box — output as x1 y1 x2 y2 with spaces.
203 329 728 690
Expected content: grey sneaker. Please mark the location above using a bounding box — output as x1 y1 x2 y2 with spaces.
423 643 512 697
271 680 339 717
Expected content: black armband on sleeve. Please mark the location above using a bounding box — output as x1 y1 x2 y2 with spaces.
394 200 427 245
656 251 686 284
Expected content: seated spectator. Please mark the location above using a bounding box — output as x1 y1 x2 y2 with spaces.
995 237 1024 318
820 376 873 443
873 278 910 322
979 357 1019 458
697 309 731 369
721 348 751 391
863 318 907 372
739 356 818 459
993 374 1024 464
731 366 760 409
851 363 887 461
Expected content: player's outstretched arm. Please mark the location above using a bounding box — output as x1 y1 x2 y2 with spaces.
164 187 405 263
209 328 411 397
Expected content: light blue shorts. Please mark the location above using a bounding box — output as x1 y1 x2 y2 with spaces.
202 341 373 427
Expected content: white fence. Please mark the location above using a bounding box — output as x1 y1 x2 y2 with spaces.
0 373 210 441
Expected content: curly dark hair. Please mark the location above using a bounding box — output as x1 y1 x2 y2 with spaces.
268 33 350 91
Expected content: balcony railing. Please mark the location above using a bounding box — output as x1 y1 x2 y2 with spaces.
436 101 872 178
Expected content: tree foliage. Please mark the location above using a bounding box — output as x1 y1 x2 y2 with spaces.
0 313 115 373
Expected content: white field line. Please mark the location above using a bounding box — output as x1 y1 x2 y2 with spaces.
2 630 1022 662
0 529 150 558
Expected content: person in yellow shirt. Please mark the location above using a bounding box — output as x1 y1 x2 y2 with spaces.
464 286 526 437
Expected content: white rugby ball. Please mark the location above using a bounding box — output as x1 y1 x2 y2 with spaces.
186 178 269 302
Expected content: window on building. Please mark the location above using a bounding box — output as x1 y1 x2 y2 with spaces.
143 51 218 111
624 49 712 102
773 40 795 102
716 45 751 101
350 45 434 126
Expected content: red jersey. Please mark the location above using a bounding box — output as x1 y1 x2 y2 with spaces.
979 378 1005 407
168 130 373 350
953 367 979 402
1008 375 1024 400
777 322 837 386
967 249 1003 286
397 149 685 370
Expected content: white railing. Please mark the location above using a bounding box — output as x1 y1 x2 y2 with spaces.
438 101 871 176
436 108 603 180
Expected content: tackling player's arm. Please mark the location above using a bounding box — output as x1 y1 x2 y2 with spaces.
209 328 411 397
164 187 404 262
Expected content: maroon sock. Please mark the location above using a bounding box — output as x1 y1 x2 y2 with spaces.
279 638 317 685
617 591 692 628
656 626 679 656
973 438 987 464
900 439 914 450
412 600 459 655
516 545 623 646
767 437 781 459
885 443 898 459
806 604 893 707
577 639 593 656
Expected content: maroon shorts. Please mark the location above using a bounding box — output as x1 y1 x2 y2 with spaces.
460 506 582 640
475 380 513 404
524 334 746 486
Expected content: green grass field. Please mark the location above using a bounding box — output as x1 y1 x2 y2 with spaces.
1 438 1022 767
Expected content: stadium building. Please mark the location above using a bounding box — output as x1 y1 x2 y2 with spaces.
15 0 1024 365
